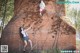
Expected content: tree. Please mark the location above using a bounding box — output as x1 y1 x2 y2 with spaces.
1 0 76 53
0 0 14 28
0 0 14 38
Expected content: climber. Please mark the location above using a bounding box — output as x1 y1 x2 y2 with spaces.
39 0 46 16
20 22 35 51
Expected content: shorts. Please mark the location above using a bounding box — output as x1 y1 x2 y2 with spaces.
23 36 29 41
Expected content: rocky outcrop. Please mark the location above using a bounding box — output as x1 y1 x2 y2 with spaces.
1 0 76 53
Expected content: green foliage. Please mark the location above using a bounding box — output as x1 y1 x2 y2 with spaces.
67 9 80 31
52 47 61 53
76 11 80 31
31 47 61 53
0 0 14 26
4 0 14 25
0 0 14 35
0 0 5 17
65 4 80 30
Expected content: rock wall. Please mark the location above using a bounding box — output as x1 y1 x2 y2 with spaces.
1 0 76 53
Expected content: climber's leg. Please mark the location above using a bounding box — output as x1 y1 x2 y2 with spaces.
23 40 28 51
40 8 43 16
39 8 45 16
28 39 32 50
23 37 28 51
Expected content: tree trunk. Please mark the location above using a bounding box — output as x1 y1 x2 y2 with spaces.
1 0 76 53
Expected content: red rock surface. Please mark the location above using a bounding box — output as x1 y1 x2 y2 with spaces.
1 0 76 52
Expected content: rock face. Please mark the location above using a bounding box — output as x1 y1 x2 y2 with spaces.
1 0 76 53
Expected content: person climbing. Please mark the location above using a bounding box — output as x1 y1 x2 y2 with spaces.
39 0 46 16
20 22 35 51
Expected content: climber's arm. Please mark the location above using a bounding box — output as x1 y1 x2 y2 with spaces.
24 25 32 31
24 22 35 31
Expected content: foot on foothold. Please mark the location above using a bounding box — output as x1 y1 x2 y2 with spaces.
23 50 25 53
23 48 26 52
40 13 42 16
